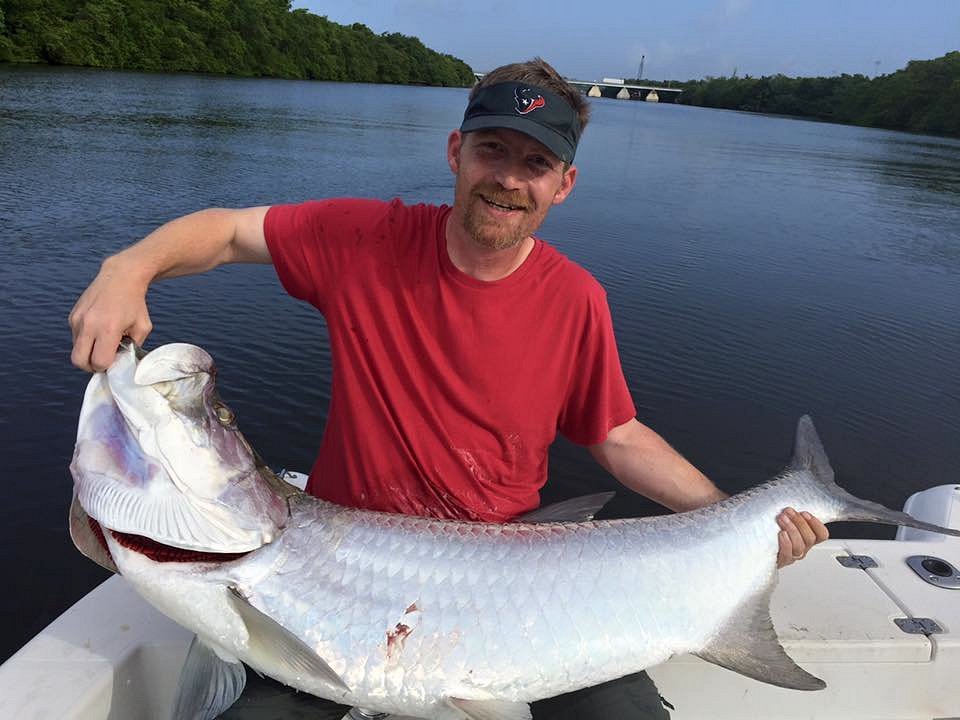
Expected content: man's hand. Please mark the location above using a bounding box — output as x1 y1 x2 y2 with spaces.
68 206 272 373
69 257 152 372
777 508 829 568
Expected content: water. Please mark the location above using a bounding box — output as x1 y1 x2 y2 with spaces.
1 65 959 665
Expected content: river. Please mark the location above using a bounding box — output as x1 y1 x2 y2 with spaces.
1 65 958 665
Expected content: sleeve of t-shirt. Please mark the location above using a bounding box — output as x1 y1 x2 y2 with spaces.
557 286 637 446
263 198 391 311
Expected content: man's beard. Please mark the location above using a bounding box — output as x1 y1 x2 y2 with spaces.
461 186 535 251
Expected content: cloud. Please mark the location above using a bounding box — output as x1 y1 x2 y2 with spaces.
724 0 753 19
696 0 753 29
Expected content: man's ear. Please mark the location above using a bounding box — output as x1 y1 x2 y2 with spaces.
447 130 463 174
552 164 578 206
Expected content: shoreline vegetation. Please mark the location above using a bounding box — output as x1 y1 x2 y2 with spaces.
632 51 960 138
1 2 957 138
0 0 474 87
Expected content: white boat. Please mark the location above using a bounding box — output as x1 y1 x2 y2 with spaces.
1 478 958 720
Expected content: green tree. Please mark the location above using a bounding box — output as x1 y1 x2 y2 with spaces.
0 0 475 87
673 52 960 137
0 4 12 60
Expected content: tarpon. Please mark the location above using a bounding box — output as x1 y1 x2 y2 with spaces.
69 341 960 720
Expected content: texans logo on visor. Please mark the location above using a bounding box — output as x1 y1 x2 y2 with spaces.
514 87 546 115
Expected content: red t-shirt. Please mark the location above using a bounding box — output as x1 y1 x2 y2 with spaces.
264 198 635 521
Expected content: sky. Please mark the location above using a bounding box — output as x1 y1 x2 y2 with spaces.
294 0 960 81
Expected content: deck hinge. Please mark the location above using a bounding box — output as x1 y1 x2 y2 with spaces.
836 554 878 569
894 617 943 635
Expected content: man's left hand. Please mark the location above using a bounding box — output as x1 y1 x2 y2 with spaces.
777 508 829 568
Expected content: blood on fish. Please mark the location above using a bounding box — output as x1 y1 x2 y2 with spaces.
386 622 413 658
386 602 420 659
89 517 248 563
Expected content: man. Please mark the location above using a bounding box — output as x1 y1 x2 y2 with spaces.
70 58 828 718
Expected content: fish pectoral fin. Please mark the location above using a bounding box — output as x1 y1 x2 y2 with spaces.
173 634 246 720
446 697 532 720
694 581 826 691
515 492 616 523
227 587 351 695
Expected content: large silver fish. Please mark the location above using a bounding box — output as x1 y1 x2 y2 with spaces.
69 341 960 720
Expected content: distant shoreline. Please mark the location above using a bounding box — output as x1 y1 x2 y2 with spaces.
628 51 960 139
0 60 472 89
0 2 475 88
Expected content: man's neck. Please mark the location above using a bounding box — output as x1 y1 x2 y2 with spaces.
444 215 535 281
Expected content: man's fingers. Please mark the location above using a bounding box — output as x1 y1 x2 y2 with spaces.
68 307 80 343
69 282 151 371
778 509 805 559
786 508 818 550
777 531 794 567
802 511 830 542
70 331 95 372
776 509 831 568
70 311 125 372
88 330 125 372
129 316 153 347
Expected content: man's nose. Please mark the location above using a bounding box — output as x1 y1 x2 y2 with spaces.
492 157 526 189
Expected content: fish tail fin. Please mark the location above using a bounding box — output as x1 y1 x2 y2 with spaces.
789 415 960 537
836 495 960 536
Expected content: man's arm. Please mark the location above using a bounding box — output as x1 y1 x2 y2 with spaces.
69 206 271 372
588 417 726 511
589 417 829 567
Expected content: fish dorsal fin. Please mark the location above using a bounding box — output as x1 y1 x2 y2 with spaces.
447 697 533 720
694 580 825 691
227 587 350 695
516 492 615 523
68 492 118 574
173 634 247 720
786 415 835 486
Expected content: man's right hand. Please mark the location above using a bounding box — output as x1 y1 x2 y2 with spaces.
68 207 272 372
69 256 152 372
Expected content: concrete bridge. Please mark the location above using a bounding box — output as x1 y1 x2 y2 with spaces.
473 74 682 103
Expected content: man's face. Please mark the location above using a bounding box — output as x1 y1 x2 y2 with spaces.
447 128 577 251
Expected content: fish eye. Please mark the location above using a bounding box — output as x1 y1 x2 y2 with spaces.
214 403 235 426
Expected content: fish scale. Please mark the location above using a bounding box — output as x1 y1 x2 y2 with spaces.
119 496 769 716
71 342 960 720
